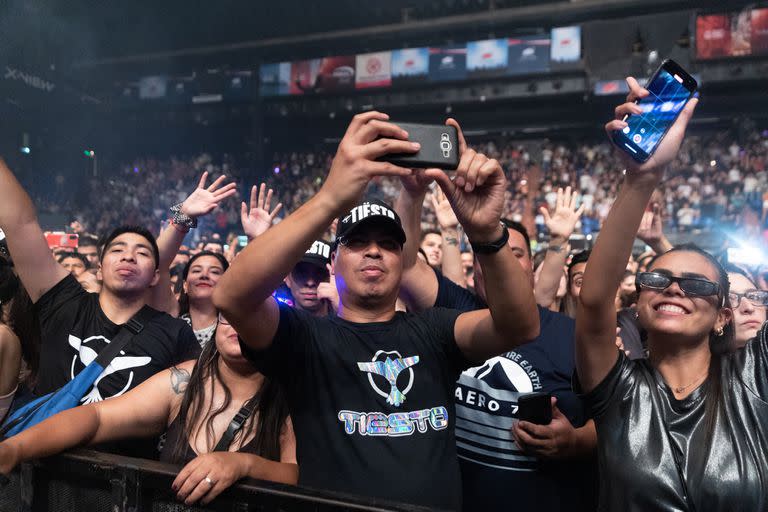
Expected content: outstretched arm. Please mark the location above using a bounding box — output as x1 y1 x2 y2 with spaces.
0 159 68 302
214 112 419 350
423 122 539 361
395 168 440 311
535 186 583 307
576 78 698 393
0 362 187 476
432 188 467 287
151 172 237 315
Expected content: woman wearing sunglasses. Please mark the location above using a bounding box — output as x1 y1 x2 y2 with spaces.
576 78 768 511
725 265 768 348
0 315 296 506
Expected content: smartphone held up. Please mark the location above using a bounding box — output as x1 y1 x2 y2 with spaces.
378 122 460 170
612 59 697 163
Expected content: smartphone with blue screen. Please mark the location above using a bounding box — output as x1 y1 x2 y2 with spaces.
612 59 697 163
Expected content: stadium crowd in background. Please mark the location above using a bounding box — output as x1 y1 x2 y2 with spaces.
0 80 766 511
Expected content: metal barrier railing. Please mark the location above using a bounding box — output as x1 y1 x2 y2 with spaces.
0 449 434 512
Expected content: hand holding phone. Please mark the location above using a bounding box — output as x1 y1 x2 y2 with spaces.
610 59 697 164
517 392 553 425
379 122 460 170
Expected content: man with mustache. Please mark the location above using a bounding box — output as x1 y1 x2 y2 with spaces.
214 113 539 510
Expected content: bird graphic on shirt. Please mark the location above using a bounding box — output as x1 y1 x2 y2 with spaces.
358 355 420 406
68 334 152 403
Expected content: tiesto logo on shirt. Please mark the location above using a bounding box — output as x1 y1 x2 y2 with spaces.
338 350 449 437
357 350 419 407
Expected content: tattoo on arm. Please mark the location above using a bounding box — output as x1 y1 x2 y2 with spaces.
444 236 459 247
169 366 190 395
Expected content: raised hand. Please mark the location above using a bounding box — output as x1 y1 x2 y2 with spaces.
399 169 435 198
320 112 417 213
180 172 238 218
605 77 698 180
430 187 459 231
317 263 340 313
425 119 506 243
540 186 585 244
241 183 283 239
636 202 663 245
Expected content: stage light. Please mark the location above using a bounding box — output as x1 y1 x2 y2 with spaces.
274 167 281 174
20 147 30 154
710 160 716 167
84 150 95 158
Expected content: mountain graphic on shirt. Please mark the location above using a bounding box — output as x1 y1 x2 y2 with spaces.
463 356 534 393
456 355 537 471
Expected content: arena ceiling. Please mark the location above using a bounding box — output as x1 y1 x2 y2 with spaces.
3 0 554 66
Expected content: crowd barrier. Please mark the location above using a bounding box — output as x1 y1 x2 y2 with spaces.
0 449 434 512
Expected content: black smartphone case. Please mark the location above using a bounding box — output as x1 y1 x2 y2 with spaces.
517 392 552 425
379 123 460 170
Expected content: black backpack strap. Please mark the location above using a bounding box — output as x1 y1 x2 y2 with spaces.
213 397 259 452
95 306 158 368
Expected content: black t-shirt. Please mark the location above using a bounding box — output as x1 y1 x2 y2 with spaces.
240 302 470 510
34 275 200 399
434 270 597 512
578 324 768 511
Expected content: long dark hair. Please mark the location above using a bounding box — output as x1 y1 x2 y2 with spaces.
646 243 733 442
171 333 288 463
0 256 41 387
178 251 229 316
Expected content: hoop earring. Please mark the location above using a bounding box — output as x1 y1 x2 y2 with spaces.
714 326 724 337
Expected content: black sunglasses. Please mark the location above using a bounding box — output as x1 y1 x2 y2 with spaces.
636 272 721 298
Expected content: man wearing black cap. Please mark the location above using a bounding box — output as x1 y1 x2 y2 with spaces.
284 239 335 317
214 112 539 510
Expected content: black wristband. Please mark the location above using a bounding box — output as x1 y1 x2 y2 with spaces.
469 224 509 254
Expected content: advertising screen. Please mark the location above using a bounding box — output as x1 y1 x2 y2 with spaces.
466 38 508 75
259 62 291 96
550 26 581 63
696 14 732 59
313 56 356 92
391 48 429 83
752 8 768 55
507 36 550 75
356 52 392 89
731 9 752 56
428 45 468 82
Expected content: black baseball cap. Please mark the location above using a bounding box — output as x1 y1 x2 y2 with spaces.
335 199 406 246
299 240 332 269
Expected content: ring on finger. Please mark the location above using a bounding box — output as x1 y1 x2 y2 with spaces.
205 476 215 486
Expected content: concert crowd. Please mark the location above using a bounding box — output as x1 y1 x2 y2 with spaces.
0 79 767 511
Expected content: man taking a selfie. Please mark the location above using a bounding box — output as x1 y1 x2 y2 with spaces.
214 113 539 509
